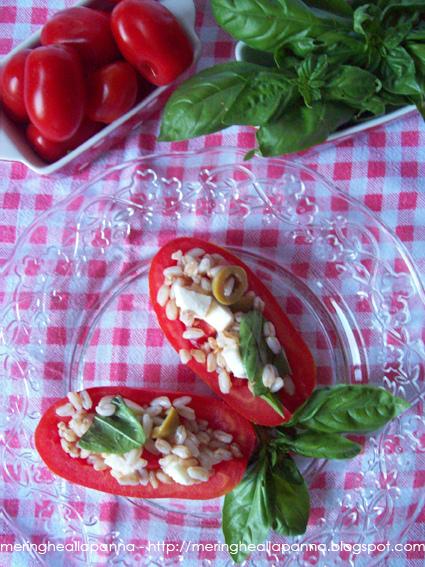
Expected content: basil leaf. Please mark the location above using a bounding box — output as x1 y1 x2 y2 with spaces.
406 42 425 76
211 0 351 53
284 34 319 57
261 392 285 417
353 4 382 39
257 101 354 156
239 311 285 416
408 93 425 119
274 348 292 378
224 71 295 126
275 430 362 459
296 54 329 107
239 310 270 394
78 396 145 454
356 95 386 117
244 148 257 161
319 34 367 68
303 0 353 17
159 62 264 141
379 90 408 108
381 46 423 96
353 4 385 67
381 1 425 21
274 50 303 74
267 455 310 536
383 18 417 49
222 454 271 564
281 385 409 433
407 24 425 42
326 66 381 109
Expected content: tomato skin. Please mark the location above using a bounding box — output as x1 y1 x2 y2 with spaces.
111 0 194 86
26 121 102 163
24 45 85 142
35 387 256 499
86 61 138 124
149 238 317 427
41 7 119 68
1 49 30 122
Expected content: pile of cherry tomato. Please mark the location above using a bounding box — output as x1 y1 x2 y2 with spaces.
0 0 194 163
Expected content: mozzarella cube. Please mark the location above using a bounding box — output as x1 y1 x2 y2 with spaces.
222 346 246 378
204 300 234 332
162 460 193 485
174 286 212 318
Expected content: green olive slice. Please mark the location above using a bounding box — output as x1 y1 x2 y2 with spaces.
212 265 248 305
152 407 180 439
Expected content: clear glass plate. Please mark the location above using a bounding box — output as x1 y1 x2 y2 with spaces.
1 148 424 566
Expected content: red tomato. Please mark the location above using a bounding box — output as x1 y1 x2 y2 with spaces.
25 45 85 142
111 0 194 86
86 61 138 124
26 121 102 163
149 238 317 427
1 49 30 122
41 7 119 68
35 387 256 499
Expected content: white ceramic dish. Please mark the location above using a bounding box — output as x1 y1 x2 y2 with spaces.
235 42 417 146
0 0 201 175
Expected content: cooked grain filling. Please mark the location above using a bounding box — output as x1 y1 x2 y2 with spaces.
158 247 295 396
56 391 243 487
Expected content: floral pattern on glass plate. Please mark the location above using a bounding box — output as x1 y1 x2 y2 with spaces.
0 148 424 567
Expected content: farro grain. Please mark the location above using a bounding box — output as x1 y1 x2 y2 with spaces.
173 396 192 408
187 466 209 482
56 402 75 417
179 348 192 364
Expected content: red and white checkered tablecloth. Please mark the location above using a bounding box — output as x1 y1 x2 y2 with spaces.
1 1 425 566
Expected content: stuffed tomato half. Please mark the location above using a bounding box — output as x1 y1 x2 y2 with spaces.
35 387 256 499
149 238 316 426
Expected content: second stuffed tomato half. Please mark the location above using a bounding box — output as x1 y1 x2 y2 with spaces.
35 387 256 499
149 238 317 426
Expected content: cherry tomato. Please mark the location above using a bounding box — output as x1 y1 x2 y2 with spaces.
35 387 256 499
26 121 102 163
24 45 85 142
111 0 194 86
86 61 138 124
1 49 30 122
149 238 317 427
41 7 119 68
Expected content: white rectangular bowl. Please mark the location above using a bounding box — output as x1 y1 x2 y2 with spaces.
0 0 201 175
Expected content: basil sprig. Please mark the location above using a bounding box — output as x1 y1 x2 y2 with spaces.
78 396 146 454
223 448 309 563
222 384 409 563
239 310 291 416
160 0 425 156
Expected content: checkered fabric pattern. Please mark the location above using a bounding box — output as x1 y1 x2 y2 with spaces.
1 1 425 566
